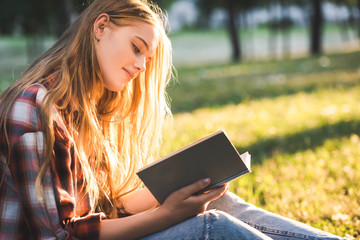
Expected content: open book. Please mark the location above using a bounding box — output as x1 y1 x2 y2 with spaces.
136 130 251 204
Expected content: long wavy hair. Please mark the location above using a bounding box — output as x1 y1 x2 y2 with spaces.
0 0 173 218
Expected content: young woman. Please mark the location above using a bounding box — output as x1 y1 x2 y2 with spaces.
0 0 348 239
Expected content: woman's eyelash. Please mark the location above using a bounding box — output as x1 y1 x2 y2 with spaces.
132 43 141 54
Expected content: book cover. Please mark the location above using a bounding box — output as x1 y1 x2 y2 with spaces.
136 130 251 204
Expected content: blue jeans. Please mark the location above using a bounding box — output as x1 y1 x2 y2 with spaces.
141 192 348 240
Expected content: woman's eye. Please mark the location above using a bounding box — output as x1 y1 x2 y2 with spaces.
132 43 141 54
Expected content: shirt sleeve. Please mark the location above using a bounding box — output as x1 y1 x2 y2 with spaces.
9 132 71 239
6 85 105 239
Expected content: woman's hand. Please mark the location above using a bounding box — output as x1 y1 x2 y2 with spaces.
159 178 229 224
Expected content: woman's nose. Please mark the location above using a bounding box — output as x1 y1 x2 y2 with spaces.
134 56 146 73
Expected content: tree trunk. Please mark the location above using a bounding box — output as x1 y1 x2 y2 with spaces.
226 0 241 62
310 0 323 55
281 0 291 58
357 0 360 41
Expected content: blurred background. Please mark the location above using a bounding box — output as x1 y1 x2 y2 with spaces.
0 0 360 238
1 0 360 77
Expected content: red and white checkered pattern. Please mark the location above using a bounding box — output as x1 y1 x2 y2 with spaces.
0 82 105 239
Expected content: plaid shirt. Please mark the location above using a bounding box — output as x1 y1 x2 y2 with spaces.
0 83 105 239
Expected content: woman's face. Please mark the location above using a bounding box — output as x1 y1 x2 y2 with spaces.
95 18 160 92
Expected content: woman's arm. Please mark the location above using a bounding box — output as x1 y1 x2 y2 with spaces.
118 187 158 215
100 179 228 240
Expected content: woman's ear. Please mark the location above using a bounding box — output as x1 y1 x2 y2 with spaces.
94 13 110 41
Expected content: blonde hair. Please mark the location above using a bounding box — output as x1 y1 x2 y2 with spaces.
0 0 173 218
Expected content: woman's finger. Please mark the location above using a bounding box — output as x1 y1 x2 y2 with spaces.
174 178 211 200
194 184 228 203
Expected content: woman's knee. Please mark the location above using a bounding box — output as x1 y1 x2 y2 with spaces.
203 209 231 222
203 210 243 234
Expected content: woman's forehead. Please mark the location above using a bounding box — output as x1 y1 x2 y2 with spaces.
130 22 160 49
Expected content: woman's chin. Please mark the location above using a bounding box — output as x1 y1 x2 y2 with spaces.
104 83 125 92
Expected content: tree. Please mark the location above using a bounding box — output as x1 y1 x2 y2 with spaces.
310 0 323 55
0 0 29 34
195 0 242 61
354 0 360 41
195 0 221 29
226 0 241 62
358 0 360 39
195 0 262 62
53 0 73 37
226 1 261 62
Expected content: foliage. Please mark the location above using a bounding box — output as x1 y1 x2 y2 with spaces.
0 0 177 36
0 0 53 35
151 0 177 11
0 0 29 33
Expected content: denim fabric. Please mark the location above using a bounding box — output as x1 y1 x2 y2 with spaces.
141 192 349 240
141 210 271 240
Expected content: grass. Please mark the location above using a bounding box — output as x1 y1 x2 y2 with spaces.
168 51 360 113
160 50 360 238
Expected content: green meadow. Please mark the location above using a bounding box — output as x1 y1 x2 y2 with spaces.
0 36 359 238
161 51 360 238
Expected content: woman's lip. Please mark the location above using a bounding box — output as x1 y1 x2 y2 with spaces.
123 68 133 80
